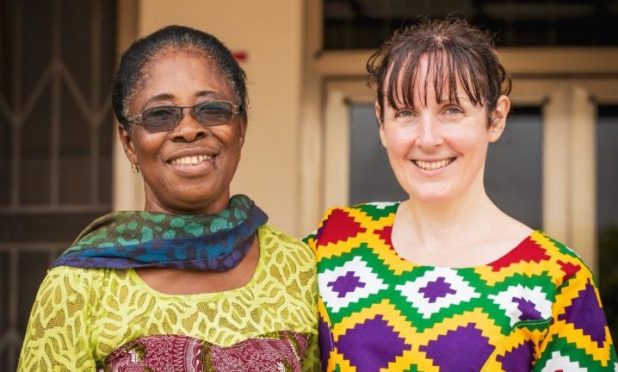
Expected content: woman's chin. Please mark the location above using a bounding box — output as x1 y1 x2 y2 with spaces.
406 186 457 205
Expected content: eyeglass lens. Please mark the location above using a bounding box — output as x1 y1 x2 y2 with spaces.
141 101 236 132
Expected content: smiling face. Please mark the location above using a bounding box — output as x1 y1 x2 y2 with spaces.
378 54 509 205
119 48 246 214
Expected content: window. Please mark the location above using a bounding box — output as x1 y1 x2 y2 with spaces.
324 0 618 50
0 1 116 368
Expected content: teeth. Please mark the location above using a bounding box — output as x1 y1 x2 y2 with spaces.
414 159 452 171
170 154 212 166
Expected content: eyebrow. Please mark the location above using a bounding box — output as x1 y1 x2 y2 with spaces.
194 90 219 98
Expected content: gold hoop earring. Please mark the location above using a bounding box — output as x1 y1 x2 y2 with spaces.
131 163 139 174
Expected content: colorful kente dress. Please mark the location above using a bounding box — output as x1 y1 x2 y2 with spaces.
19 224 319 371
306 202 617 371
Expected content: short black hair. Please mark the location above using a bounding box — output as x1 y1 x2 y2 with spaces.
112 25 248 130
367 18 511 127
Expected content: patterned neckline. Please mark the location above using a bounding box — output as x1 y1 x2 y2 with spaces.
128 226 268 299
376 201 538 270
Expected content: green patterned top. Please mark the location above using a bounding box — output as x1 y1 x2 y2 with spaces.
19 225 319 371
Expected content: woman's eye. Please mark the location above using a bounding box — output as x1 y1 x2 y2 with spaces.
444 106 463 115
146 107 176 119
394 109 414 119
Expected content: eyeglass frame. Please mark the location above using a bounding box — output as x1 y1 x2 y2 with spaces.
127 100 242 132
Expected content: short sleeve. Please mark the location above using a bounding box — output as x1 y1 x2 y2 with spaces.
18 267 97 371
535 265 617 370
303 207 338 255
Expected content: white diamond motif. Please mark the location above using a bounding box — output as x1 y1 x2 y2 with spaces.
540 351 587 371
319 256 388 313
364 201 397 209
488 285 552 326
395 267 480 319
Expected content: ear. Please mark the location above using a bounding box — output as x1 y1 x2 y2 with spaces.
238 120 248 147
489 95 510 142
375 101 388 148
117 125 138 165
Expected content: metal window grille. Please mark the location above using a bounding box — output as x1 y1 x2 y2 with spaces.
0 0 116 369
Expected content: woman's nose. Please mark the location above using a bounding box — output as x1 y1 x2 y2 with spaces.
172 108 207 142
417 114 443 148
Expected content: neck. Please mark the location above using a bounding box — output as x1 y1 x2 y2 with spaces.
396 179 503 251
392 176 533 267
143 187 231 215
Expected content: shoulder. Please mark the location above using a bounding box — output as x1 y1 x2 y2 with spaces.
258 224 316 269
308 202 399 247
42 265 105 289
321 202 399 221
524 231 596 288
259 224 311 252
37 266 125 304
26 267 115 332
256 225 318 304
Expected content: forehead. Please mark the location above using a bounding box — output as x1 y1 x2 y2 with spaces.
386 51 483 107
132 48 233 105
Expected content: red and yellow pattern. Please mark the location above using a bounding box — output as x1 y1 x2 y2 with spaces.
307 202 617 371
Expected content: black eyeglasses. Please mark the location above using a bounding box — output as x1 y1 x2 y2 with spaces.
128 100 240 133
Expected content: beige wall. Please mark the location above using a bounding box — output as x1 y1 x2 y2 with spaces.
114 0 305 235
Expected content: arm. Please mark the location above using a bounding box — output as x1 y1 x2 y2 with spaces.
535 266 617 370
18 267 97 371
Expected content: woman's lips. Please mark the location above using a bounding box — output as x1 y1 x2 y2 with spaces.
167 154 216 176
412 158 456 171
168 154 212 166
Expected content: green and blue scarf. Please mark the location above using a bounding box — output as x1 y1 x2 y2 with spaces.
52 195 267 271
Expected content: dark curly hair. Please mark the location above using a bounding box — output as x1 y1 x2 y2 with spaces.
112 25 248 130
367 18 511 127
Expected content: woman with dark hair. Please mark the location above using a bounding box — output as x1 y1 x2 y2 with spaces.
307 19 616 371
19 25 319 371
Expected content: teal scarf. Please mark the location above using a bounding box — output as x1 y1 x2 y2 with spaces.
52 195 268 271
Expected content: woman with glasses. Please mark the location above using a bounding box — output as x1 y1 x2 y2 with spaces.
19 25 319 371
307 19 616 371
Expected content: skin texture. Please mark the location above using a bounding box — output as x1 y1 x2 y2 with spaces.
118 48 257 294
378 55 531 267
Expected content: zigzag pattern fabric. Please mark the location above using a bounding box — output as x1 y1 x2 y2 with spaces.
306 202 617 371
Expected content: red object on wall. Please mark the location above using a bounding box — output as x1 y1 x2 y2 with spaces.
233 51 248 63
